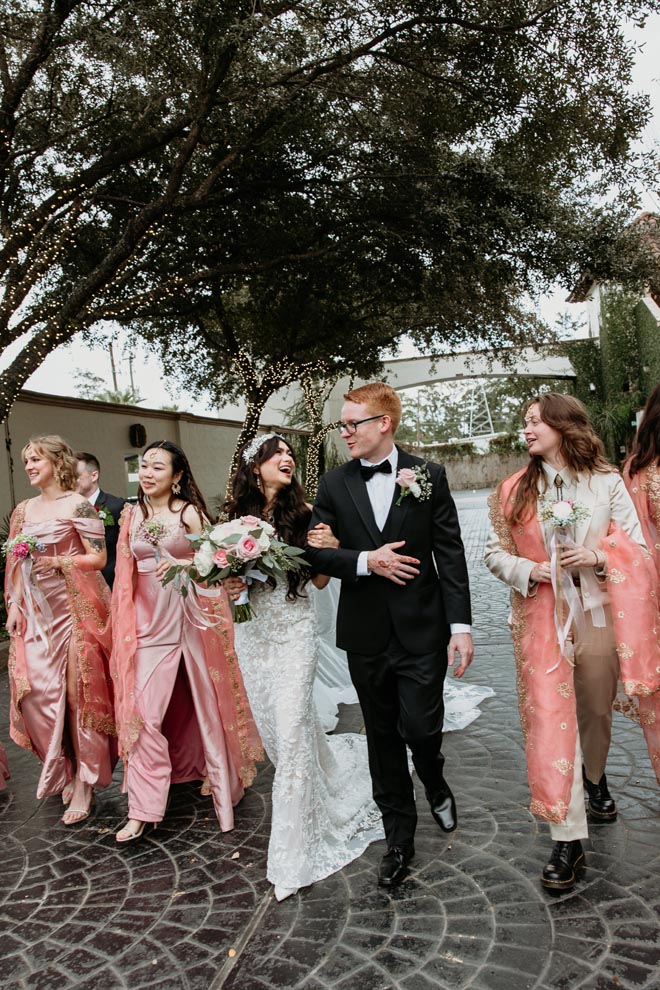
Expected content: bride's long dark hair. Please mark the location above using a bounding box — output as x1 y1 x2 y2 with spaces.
223 435 310 600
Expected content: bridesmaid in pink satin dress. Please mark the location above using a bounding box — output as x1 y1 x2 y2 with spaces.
4 436 115 824
111 441 262 843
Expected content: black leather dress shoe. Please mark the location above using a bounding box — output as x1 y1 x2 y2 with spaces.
426 787 457 833
378 845 415 887
541 840 585 891
583 769 617 821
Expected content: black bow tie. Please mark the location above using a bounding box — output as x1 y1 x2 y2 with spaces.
360 460 392 481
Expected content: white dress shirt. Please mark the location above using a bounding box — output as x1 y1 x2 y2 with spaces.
355 446 469 635
88 488 101 506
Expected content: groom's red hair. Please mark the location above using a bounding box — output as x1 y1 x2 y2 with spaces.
344 382 402 434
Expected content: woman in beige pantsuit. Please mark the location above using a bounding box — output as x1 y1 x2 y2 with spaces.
485 393 658 892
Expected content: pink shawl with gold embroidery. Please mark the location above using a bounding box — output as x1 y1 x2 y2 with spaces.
623 461 660 575
4 501 115 753
489 470 660 822
110 506 262 787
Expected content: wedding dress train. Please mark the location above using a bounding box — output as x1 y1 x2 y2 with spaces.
234 581 384 892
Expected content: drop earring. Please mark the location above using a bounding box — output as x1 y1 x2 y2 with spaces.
172 481 181 495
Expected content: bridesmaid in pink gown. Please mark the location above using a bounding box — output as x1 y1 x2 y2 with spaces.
4 436 115 823
111 441 262 843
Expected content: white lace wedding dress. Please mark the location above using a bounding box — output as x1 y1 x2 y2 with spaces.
233 581 384 892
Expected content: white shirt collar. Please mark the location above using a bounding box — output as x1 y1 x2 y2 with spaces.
360 445 397 469
542 462 576 494
88 488 101 505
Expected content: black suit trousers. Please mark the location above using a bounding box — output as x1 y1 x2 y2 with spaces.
347 636 448 848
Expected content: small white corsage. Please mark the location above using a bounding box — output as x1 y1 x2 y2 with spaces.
95 505 115 527
395 465 432 506
539 498 588 529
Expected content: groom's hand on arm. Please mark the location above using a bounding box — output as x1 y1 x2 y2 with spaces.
366 542 420 585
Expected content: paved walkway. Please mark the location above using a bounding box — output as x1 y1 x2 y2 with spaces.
2 491 660 990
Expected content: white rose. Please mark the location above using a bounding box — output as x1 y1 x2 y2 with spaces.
209 519 243 542
257 529 271 551
552 500 573 522
410 482 422 498
194 541 216 577
260 519 275 536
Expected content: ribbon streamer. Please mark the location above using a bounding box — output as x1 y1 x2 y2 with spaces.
546 530 587 673
20 555 54 649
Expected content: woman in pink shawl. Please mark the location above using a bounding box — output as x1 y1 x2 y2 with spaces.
486 394 660 893
4 435 114 824
111 441 262 843
623 383 660 576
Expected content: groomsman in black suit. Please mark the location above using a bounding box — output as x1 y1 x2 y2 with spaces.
305 382 473 887
76 452 127 589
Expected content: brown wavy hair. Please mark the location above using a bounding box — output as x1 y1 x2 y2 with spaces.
509 393 613 525
22 435 79 491
627 384 660 477
137 441 213 524
223 435 310 599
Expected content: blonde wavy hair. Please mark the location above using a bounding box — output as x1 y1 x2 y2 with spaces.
22 435 80 492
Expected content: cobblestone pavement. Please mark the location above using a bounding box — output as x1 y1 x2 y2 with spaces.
2 490 660 990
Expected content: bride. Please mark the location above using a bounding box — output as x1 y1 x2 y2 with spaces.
225 433 493 901
224 434 383 901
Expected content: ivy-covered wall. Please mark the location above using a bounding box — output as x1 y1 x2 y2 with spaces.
563 289 660 463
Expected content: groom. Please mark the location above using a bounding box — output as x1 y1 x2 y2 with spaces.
306 382 473 886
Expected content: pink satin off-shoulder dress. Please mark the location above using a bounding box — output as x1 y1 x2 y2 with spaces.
123 519 244 828
17 518 114 797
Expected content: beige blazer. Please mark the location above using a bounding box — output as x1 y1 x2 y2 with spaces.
485 471 646 609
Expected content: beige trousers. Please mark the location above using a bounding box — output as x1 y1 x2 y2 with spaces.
550 605 619 842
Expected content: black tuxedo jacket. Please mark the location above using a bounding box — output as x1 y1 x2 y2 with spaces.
306 447 471 656
96 489 128 588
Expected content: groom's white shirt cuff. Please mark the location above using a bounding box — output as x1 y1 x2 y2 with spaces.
450 623 471 634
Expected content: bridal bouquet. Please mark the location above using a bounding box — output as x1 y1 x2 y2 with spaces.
163 515 307 622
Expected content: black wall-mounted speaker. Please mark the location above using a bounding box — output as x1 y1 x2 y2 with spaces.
129 423 147 448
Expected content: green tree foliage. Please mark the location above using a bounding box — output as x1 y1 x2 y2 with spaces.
73 369 142 405
2 0 659 427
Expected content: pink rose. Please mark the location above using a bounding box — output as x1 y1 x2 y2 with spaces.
13 542 29 559
234 535 262 561
213 548 229 567
396 468 417 489
241 514 261 528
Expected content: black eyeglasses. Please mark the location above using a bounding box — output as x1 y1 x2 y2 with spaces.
337 415 385 435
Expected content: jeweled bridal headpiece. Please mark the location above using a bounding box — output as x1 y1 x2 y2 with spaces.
241 433 286 465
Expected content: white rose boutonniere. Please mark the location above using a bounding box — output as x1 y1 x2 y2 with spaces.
395 464 432 506
95 505 114 527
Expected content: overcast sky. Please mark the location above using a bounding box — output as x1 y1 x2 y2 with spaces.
13 12 660 418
